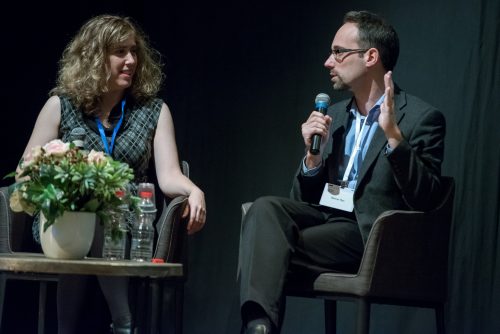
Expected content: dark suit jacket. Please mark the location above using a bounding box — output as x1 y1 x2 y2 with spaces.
291 88 445 243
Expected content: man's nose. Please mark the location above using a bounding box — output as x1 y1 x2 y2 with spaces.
324 54 335 68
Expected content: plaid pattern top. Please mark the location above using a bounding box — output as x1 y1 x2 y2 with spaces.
59 95 162 183
32 96 163 243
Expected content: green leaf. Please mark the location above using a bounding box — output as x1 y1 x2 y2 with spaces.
82 198 100 212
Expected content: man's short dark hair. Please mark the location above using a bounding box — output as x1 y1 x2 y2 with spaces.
344 11 400 71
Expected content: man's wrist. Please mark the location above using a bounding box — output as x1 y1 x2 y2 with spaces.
385 127 403 149
302 155 323 176
305 152 322 169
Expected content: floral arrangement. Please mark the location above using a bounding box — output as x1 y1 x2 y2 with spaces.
7 139 135 232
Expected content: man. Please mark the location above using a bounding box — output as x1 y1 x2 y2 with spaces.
238 10 445 334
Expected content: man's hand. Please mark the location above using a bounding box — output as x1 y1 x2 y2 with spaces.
379 71 402 148
301 111 332 168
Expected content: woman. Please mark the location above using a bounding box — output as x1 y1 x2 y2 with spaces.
18 15 206 334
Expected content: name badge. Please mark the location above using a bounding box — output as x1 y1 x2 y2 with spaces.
319 183 354 212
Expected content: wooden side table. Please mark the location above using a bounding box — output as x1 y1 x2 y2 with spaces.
0 253 184 334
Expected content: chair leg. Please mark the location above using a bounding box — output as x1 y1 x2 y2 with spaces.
0 274 6 332
324 300 337 334
37 281 48 334
356 298 370 334
174 283 184 334
150 280 161 334
134 278 149 333
159 281 182 334
435 304 445 334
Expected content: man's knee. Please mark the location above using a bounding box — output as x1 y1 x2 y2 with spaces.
249 196 286 214
242 196 300 241
244 196 291 226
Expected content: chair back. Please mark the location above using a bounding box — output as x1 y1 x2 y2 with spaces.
0 186 11 253
0 186 38 254
359 176 455 302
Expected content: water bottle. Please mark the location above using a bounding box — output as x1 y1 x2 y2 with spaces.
130 185 157 262
102 190 129 260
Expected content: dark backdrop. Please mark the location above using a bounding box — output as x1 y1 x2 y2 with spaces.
1 0 499 333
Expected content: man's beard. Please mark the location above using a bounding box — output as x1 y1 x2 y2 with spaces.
332 76 349 91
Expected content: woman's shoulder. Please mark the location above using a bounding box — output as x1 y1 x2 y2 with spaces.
53 95 78 113
36 96 62 124
41 95 62 111
143 97 164 110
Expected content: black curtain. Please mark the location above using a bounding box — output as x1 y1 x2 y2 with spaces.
0 1 499 333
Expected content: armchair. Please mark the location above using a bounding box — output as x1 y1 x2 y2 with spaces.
135 161 189 334
0 186 56 334
241 176 455 334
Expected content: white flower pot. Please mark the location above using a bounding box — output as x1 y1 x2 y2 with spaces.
40 211 96 259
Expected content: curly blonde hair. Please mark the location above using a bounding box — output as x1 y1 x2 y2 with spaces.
51 15 164 115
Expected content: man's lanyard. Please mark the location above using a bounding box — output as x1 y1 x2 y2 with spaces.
340 93 385 186
341 112 369 185
96 99 125 155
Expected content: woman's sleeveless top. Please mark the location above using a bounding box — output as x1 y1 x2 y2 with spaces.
59 95 162 183
32 95 162 243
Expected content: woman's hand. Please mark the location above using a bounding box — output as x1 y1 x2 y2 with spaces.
182 187 206 235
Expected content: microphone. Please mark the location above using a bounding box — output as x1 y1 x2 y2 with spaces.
69 127 86 149
309 93 331 155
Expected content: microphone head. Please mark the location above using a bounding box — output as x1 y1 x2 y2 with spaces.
315 93 331 109
70 127 86 149
70 127 86 140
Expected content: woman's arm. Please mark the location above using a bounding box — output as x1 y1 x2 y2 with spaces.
16 96 62 178
154 103 206 234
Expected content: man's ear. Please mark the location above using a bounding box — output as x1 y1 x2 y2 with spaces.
365 48 379 68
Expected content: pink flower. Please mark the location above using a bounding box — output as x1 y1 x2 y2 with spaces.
43 139 70 157
22 145 43 168
88 150 106 163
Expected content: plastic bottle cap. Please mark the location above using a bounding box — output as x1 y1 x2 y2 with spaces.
152 258 165 263
139 191 153 199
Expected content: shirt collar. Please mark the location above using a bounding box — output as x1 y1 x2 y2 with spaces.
349 94 385 124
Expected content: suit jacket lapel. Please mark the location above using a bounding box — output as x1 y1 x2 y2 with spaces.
325 99 351 183
330 99 351 133
355 90 407 191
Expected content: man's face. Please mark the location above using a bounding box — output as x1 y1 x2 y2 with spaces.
324 22 368 91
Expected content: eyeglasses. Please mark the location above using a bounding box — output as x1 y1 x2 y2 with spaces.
329 48 369 62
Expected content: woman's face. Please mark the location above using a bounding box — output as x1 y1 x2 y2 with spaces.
107 35 137 93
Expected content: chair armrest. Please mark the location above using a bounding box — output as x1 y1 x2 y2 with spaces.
362 179 455 300
153 160 191 263
315 209 449 300
241 202 253 218
154 195 188 263
368 208 450 301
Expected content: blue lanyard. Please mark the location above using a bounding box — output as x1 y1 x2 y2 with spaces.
96 99 125 155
